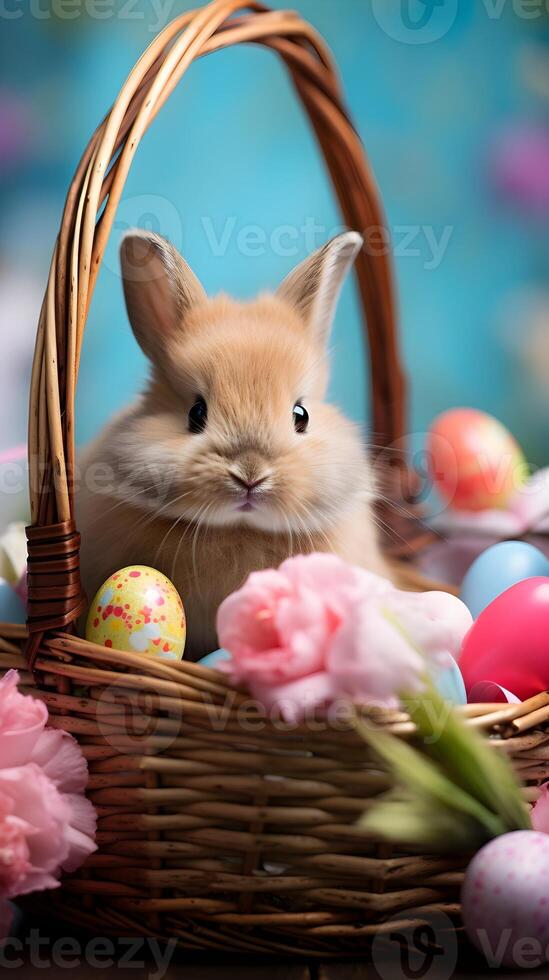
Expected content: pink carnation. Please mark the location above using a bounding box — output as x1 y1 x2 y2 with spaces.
217 553 472 721
0 669 48 768
0 671 97 936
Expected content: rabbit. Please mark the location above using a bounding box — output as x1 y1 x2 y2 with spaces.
77 228 394 660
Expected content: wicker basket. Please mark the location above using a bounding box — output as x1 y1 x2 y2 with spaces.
2 0 549 957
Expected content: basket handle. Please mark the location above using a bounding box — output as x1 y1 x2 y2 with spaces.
25 0 407 653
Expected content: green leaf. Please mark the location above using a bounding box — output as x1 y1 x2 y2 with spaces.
359 794 485 851
354 712 505 841
404 684 530 832
354 690 529 851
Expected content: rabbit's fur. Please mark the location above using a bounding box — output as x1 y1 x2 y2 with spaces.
77 229 392 659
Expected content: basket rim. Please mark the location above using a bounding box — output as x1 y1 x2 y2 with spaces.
6 619 549 740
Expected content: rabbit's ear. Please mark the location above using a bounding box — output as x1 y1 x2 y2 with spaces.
120 230 206 363
277 231 363 346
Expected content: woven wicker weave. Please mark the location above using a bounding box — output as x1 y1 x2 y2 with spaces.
1 0 548 956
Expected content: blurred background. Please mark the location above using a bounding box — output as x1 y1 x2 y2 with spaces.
0 0 548 525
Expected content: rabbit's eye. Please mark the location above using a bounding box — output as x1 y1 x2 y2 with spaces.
188 398 208 433
293 403 309 434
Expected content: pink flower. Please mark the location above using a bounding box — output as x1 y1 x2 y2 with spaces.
0 670 48 768
531 783 549 835
0 789 30 895
0 672 97 934
217 553 472 720
251 673 335 726
328 603 426 706
386 589 473 670
217 555 385 688
0 766 74 897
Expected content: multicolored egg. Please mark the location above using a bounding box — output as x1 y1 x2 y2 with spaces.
461 540 549 618
85 566 186 660
458 576 549 701
462 831 549 968
427 408 527 511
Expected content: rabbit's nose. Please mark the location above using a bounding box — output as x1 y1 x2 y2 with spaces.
230 470 267 492
230 473 268 492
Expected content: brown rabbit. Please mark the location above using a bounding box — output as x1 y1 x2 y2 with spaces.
77 229 392 659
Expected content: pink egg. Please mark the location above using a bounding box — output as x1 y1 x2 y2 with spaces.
427 408 527 511
462 831 549 968
459 577 549 701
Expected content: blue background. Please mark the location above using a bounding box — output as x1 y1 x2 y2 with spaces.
0 0 547 478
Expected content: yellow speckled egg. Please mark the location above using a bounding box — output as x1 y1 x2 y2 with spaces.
85 566 186 660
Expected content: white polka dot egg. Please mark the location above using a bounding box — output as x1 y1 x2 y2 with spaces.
462 831 549 968
85 566 186 660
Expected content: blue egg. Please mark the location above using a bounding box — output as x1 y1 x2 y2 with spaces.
460 541 549 619
199 648 230 669
0 578 26 624
433 655 467 705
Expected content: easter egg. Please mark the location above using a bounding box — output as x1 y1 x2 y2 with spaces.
432 655 467 705
427 408 527 511
459 577 549 701
0 577 26 624
461 540 549 618
462 831 549 968
199 649 230 669
86 566 185 660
